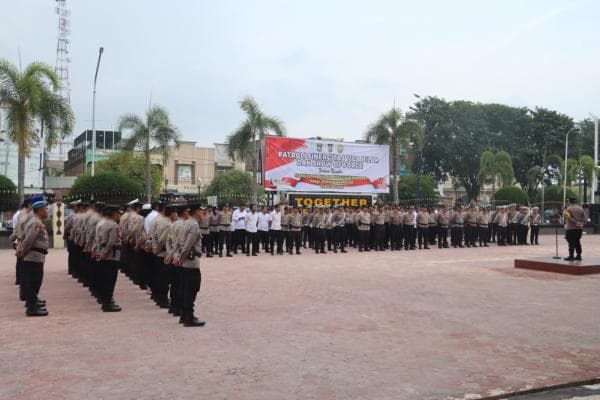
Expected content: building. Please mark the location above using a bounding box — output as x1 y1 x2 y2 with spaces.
64 130 122 176
154 142 245 194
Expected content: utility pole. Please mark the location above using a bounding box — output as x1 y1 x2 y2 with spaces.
91 47 104 176
590 113 598 204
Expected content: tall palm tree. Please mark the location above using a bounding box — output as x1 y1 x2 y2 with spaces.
118 105 180 202
365 107 422 204
477 150 514 196
227 96 285 204
0 59 74 203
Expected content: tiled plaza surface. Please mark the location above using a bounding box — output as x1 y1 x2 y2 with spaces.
1 235 599 400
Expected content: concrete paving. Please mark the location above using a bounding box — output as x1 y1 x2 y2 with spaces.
1 236 599 400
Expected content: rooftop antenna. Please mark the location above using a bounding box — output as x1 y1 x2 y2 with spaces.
55 0 71 104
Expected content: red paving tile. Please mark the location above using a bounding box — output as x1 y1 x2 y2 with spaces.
1 236 599 400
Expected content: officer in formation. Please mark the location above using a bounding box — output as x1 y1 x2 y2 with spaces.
13 198 50 316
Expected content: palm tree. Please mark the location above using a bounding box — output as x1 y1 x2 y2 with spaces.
477 150 514 197
227 96 285 204
365 107 422 204
0 59 74 203
118 105 180 202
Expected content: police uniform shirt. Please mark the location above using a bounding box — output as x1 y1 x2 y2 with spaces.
465 211 477 226
312 211 326 229
219 210 233 231
153 216 172 256
98 219 121 261
198 213 210 235
477 211 489 227
437 212 449 227
178 218 201 269
452 211 464 227
417 211 429 227
18 215 49 263
289 213 302 231
209 212 220 233
531 212 541 226
494 211 508 227
565 204 585 230
166 219 184 258
357 211 371 230
333 210 346 227
15 210 34 242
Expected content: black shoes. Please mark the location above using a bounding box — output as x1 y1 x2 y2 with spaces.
183 316 205 327
574 255 582 261
564 256 576 261
102 301 122 312
26 307 48 317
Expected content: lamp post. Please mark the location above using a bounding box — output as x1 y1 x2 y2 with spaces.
590 113 598 204
563 127 577 210
91 46 104 177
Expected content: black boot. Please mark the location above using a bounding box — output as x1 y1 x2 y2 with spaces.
183 311 205 327
26 305 48 317
102 301 122 312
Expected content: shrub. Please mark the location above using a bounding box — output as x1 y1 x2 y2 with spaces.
492 186 529 204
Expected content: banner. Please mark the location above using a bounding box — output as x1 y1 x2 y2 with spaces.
289 194 373 208
264 136 389 193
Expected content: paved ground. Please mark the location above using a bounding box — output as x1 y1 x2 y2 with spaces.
1 236 599 400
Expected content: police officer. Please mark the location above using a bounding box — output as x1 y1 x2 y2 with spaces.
94 205 122 312
209 206 220 256
312 206 326 254
530 207 541 245
332 206 347 253
289 206 303 255
563 197 585 261
403 206 416 250
356 205 371 252
436 206 450 248
165 204 188 317
477 207 490 247
172 203 205 327
451 206 464 248
152 204 175 308
198 206 212 257
495 206 508 246
464 205 478 247
16 199 50 316
416 206 430 250
218 205 233 257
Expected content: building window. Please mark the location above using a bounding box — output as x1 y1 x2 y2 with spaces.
177 164 192 182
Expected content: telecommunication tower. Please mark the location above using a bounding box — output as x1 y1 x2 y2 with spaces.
55 0 71 104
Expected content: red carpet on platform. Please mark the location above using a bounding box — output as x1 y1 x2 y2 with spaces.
515 257 600 275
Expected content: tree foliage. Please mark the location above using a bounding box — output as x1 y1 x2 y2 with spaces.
117 105 180 201
0 59 74 203
95 152 162 196
226 96 285 203
0 175 16 190
492 186 529 205
69 172 143 198
202 170 263 203
408 97 575 200
365 107 423 204
533 184 577 204
379 173 438 202
477 150 514 189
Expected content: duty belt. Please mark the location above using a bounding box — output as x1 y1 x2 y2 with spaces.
220 224 230 227
31 247 49 255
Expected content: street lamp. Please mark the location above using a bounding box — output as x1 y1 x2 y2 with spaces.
590 113 598 204
91 46 104 177
563 127 578 210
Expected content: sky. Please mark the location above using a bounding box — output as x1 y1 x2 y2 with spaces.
1 0 598 146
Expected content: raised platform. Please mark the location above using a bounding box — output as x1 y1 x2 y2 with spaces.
515 257 600 275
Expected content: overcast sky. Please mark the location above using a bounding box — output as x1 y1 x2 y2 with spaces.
1 0 598 146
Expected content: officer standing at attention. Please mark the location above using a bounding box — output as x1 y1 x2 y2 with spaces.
436 206 450 248
311 206 326 254
95 205 123 312
451 206 464 248
208 206 220 256
332 206 347 253
172 203 205 327
269 204 283 255
257 206 271 253
563 197 585 261
288 206 303 255
16 199 50 317
356 205 371 252
151 204 174 308
530 207 541 245
245 204 259 256
218 204 233 257
416 206 430 250
198 206 212 257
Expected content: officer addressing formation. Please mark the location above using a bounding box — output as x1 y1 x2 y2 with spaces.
10 195 587 320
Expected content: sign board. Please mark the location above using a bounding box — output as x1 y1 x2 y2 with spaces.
264 136 389 193
207 196 218 207
288 193 373 208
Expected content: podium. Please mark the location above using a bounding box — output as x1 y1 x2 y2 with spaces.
515 257 600 275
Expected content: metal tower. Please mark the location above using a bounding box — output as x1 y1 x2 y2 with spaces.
55 0 71 104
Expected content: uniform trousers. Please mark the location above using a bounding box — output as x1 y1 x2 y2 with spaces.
258 230 270 252
181 268 201 315
497 226 507 245
325 229 334 250
269 230 283 254
437 226 449 247
21 260 44 309
234 229 246 253
218 230 232 255
565 229 582 257
246 231 259 255
428 225 438 245
98 260 119 305
169 265 183 314
16 258 25 300
390 224 402 250
314 228 326 253
517 225 528 245
358 229 370 251
201 233 212 254
451 226 463 247
333 225 345 251
404 225 415 250
302 226 310 247
530 225 539 244
490 223 497 242
374 224 385 250
417 226 429 248
289 230 302 253
478 226 489 246
209 231 219 254
465 225 477 246
153 256 170 305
